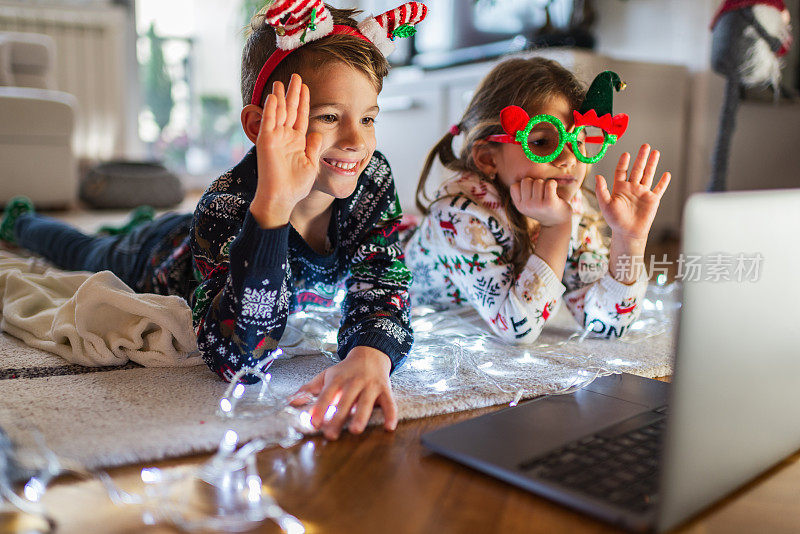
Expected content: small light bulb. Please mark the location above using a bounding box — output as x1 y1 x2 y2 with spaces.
23 478 45 502
324 404 337 421
280 515 305 534
141 467 162 483
223 430 238 448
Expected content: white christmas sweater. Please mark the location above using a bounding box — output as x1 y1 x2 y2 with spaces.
405 173 648 343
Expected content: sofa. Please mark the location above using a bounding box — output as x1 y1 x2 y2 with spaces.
0 31 78 207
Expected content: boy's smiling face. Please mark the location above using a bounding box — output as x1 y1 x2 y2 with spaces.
301 60 379 199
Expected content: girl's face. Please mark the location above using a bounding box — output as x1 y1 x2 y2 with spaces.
493 95 587 202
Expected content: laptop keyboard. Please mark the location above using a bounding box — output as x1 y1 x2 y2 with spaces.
519 407 668 513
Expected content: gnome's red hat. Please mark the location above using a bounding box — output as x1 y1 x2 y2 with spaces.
710 0 787 29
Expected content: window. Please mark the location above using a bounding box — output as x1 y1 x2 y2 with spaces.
136 1 362 187
135 0 260 187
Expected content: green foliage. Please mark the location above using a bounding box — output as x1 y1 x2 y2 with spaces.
198 94 236 157
199 95 231 135
392 24 417 39
142 23 173 134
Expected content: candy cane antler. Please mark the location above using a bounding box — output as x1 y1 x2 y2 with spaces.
264 0 334 51
358 2 428 56
249 1 429 105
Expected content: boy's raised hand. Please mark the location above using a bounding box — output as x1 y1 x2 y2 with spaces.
510 177 572 227
290 346 397 440
250 73 323 229
595 145 671 242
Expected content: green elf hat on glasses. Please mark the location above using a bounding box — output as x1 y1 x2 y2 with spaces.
573 70 629 140
489 70 629 164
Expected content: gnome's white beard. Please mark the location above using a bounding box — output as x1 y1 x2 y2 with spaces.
740 5 791 87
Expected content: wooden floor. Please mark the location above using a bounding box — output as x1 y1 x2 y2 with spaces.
8 398 800 534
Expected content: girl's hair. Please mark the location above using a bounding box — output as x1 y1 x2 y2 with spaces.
416 57 592 275
241 5 389 107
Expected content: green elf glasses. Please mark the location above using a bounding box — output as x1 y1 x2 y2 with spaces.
486 105 629 164
477 72 630 164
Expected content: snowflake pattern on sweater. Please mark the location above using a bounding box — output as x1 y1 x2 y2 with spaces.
405 173 647 343
190 148 413 381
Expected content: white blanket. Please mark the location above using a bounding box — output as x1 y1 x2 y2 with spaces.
0 249 200 367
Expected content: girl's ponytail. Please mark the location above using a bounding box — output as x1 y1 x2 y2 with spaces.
415 127 459 215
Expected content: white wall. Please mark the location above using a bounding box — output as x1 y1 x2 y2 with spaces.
593 0 718 72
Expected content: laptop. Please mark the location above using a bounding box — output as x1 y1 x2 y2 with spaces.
422 189 800 532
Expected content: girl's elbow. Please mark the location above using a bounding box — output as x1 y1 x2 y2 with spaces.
488 318 543 344
583 316 632 339
509 328 544 345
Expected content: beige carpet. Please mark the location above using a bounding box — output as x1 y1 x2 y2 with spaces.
0 295 675 470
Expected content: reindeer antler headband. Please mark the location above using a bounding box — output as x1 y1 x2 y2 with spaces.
250 1 428 106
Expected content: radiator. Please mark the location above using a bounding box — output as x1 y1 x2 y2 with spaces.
0 1 128 161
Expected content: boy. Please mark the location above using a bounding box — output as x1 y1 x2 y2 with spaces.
0 3 427 440
194 4 423 440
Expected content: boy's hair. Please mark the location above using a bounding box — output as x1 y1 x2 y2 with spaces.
241 5 389 107
416 57 593 275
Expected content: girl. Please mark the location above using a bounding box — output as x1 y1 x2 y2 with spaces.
405 57 671 343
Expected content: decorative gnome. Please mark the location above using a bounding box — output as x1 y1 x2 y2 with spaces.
708 0 793 192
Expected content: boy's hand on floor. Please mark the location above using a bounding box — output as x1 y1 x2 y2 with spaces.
250 73 323 229
291 346 397 440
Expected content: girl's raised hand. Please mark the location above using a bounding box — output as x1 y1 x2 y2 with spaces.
595 145 671 241
250 73 323 228
510 177 572 227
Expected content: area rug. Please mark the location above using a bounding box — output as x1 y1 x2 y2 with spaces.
0 287 675 470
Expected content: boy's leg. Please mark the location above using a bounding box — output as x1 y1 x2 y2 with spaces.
15 213 125 271
14 212 165 290
15 211 192 291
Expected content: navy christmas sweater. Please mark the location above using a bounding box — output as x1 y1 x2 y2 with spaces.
189 147 413 381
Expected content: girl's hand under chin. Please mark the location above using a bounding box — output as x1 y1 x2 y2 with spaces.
510 177 572 227
595 144 671 242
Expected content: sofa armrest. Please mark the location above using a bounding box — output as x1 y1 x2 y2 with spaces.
0 86 78 206
0 87 76 138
